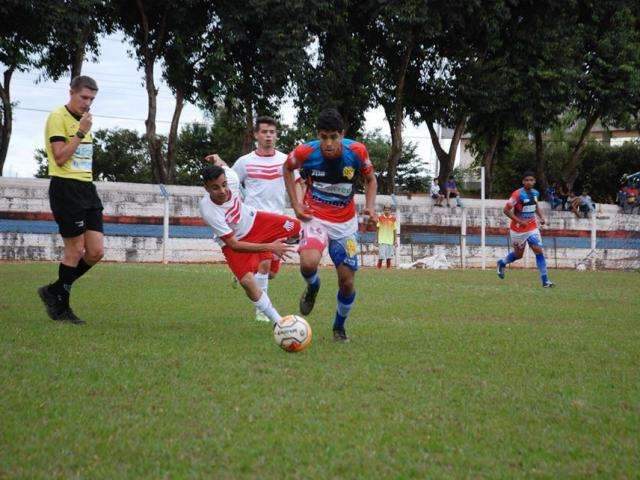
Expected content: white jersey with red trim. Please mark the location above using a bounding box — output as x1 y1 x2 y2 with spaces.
232 150 294 214
199 167 257 246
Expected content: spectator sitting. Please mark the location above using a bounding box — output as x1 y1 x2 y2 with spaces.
444 176 463 208
572 190 595 218
619 185 639 213
430 178 444 207
545 183 562 210
566 190 577 212
557 183 569 210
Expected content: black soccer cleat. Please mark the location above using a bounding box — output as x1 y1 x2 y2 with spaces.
333 329 350 343
59 307 86 325
299 284 319 316
37 285 66 321
542 281 555 288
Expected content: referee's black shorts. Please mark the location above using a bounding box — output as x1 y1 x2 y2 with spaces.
49 176 104 238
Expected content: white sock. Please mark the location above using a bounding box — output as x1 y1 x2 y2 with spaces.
254 273 269 315
252 292 281 325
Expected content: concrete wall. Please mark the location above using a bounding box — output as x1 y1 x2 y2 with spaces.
1 178 638 268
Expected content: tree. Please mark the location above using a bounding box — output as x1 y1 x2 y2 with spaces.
40 0 115 79
197 0 310 154
294 0 374 137
365 0 431 194
115 0 212 184
564 0 640 189
0 1 50 175
408 0 504 188
359 129 425 194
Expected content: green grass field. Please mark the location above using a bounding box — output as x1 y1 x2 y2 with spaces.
1 262 639 478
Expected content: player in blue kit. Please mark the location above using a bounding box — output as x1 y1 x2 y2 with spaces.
283 109 378 342
497 171 554 287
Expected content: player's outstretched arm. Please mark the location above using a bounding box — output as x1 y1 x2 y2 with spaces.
362 170 378 223
223 234 296 258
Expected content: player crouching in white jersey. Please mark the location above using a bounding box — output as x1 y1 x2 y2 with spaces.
199 164 301 326
206 116 303 321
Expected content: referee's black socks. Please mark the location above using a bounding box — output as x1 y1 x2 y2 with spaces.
49 263 78 303
75 258 93 280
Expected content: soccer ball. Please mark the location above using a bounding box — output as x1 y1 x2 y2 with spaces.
274 315 312 352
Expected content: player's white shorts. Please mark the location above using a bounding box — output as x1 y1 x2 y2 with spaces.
378 243 395 260
510 228 543 249
299 216 359 270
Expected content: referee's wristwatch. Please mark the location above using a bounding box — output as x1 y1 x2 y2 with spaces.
75 130 86 139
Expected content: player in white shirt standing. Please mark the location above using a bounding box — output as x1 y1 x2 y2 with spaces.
207 116 301 321
199 164 301 326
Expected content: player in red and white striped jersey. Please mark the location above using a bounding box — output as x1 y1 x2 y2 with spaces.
206 117 302 321
199 165 301 326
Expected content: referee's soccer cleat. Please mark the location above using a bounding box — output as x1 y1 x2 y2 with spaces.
497 260 506 279
299 284 319 316
333 329 350 343
59 307 86 325
37 285 66 321
542 281 555 288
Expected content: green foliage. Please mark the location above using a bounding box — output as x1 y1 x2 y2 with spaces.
2 263 640 477
294 0 374 137
38 0 116 79
490 130 640 202
358 130 426 194
196 0 310 151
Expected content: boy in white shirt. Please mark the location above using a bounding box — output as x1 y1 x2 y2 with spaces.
199 164 301 325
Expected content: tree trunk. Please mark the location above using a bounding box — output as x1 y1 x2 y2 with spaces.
563 113 599 191
0 67 15 176
136 0 168 184
143 60 165 183
70 25 91 78
166 89 185 184
241 97 254 155
534 127 548 197
428 118 465 186
384 35 414 194
482 129 501 198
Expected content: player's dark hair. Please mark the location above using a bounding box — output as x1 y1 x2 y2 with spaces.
317 108 344 132
70 75 98 92
522 170 536 179
201 165 225 183
254 116 277 132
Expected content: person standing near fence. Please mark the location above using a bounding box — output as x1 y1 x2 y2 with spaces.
376 204 397 269
497 170 554 288
37 76 104 324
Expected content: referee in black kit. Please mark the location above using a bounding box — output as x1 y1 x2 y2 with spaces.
38 76 104 325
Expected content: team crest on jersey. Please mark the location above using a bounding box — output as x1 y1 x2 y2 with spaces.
345 238 357 257
342 166 355 180
283 220 295 232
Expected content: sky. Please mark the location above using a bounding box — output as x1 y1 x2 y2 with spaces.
3 33 450 178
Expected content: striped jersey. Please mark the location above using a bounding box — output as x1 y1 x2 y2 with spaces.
506 187 540 233
232 150 292 214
